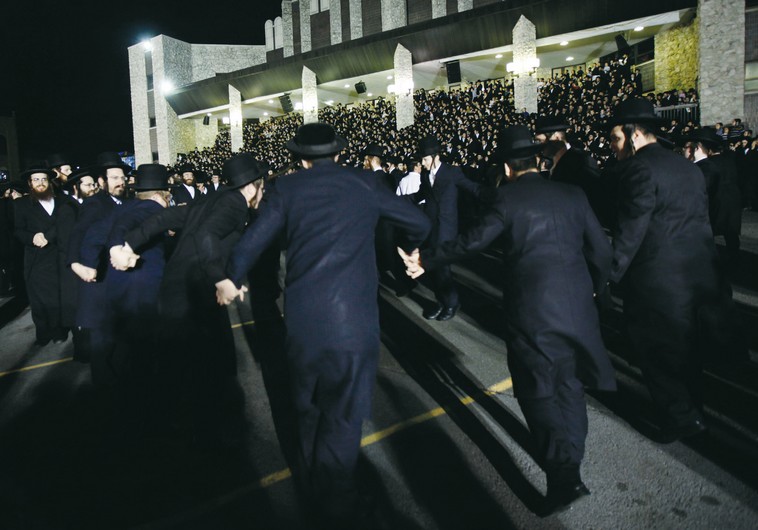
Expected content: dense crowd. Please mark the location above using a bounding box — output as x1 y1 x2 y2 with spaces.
177 57 712 177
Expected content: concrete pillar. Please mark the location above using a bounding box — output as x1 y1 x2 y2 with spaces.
302 67 319 124
265 20 274 51
512 15 539 115
698 0 745 125
229 85 243 153
300 0 313 53
394 44 414 130
329 0 342 45
128 44 152 167
431 0 446 19
282 1 295 57
349 0 363 40
457 0 473 12
382 0 407 31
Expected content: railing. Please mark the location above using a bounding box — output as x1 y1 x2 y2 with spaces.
654 103 700 126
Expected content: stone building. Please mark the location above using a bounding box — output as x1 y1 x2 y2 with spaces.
128 0 753 166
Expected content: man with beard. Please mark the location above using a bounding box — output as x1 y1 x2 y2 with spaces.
65 167 99 207
14 163 76 345
47 153 73 195
67 152 129 368
172 164 205 206
607 98 721 442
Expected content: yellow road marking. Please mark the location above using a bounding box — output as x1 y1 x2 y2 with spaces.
256 377 513 489
230 319 256 329
0 357 74 378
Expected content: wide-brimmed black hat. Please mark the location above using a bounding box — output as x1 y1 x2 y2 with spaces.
362 144 385 158
385 154 401 165
65 166 96 186
534 116 569 134
416 136 442 158
404 157 419 168
47 153 71 169
20 163 56 181
130 164 171 191
96 151 132 174
605 98 666 127
285 123 347 158
222 153 265 189
493 125 543 162
687 127 723 149
178 164 195 174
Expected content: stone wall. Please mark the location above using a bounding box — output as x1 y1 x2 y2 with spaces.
408 0 432 25
300 0 313 53
282 1 295 57
128 45 152 166
350 0 363 40
382 0 406 31
654 17 698 94
193 119 219 151
190 45 266 83
152 36 193 165
330 0 343 44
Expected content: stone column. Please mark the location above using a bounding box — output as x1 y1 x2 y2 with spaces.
457 0 473 12
282 1 295 57
431 0 446 19
302 67 319 124
128 44 152 167
152 36 193 165
382 0 407 31
300 0 313 53
698 0 745 125
512 15 538 115
394 44 414 130
349 0 362 40
330 0 342 45
229 85 243 152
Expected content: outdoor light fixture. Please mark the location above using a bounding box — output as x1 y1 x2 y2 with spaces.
367 93 373 97
141 40 153 52
344 84 350 88
325 100 334 105
634 26 644 31
295 102 303 110
566 56 574 61
387 75 393 79
268 99 274 104
264 112 269 116
388 79 414 95
161 80 174 94
506 57 540 77
496 54 503 59
560 40 569 46
222 116 230 125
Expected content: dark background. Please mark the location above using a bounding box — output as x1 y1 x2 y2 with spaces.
0 0 282 165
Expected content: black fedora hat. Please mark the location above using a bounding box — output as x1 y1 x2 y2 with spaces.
493 125 543 162
222 153 265 189
20 162 56 181
534 116 569 134
362 143 385 158
178 164 195 174
130 164 171 191
47 153 71 169
605 98 666 127
66 166 96 186
96 151 132 174
285 123 347 158
385 154 401 165
687 127 723 149
416 136 442 158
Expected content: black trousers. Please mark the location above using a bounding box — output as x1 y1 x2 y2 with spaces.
430 263 459 308
518 358 588 486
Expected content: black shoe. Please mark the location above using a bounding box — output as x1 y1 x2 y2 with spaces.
546 482 591 514
423 304 443 320
659 419 708 444
437 304 460 321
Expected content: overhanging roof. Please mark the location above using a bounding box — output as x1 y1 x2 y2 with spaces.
165 0 696 116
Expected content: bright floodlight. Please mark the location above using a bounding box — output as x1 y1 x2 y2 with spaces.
496 54 503 59
566 56 574 61
560 40 569 46
161 80 174 94
141 40 153 51
634 26 644 32
295 102 303 110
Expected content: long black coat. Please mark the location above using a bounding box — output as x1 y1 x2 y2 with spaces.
551 147 606 226
611 143 720 351
417 163 480 247
422 172 616 399
14 195 77 333
696 154 742 237
227 159 431 421
171 183 204 206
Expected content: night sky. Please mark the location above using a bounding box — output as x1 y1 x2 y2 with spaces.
1 0 283 166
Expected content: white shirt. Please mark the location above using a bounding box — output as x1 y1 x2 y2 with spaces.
184 183 195 199
429 164 440 187
396 171 421 196
38 198 55 216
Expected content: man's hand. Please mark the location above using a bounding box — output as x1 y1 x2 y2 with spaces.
215 279 248 306
109 243 139 271
397 247 425 279
71 262 97 282
32 232 48 248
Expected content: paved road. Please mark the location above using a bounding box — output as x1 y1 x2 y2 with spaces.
1 216 758 529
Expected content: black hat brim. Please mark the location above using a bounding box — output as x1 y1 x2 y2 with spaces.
493 143 543 163
286 135 347 157
20 168 57 181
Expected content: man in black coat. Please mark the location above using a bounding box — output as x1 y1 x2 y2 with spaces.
217 123 431 528
687 127 742 267
607 98 720 442
171 164 205 206
401 125 616 513
414 136 482 321
67 152 130 368
14 164 77 345
111 153 266 445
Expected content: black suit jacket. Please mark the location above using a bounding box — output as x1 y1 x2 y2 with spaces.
227 159 430 421
172 183 204 206
422 172 615 399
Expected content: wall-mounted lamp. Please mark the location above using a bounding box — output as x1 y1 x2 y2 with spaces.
506 57 540 77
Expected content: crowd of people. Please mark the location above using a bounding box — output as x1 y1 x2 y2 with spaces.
1 52 758 528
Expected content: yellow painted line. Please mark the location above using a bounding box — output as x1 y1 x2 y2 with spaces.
256 377 513 489
0 357 74 378
230 319 256 329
